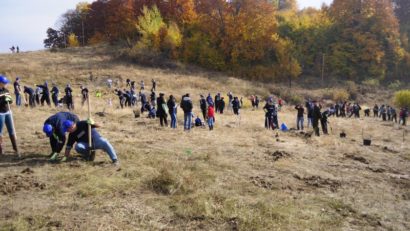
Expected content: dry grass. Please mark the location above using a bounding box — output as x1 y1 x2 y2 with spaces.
0 47 409 231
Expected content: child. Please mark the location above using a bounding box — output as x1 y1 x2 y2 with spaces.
208 104 215 130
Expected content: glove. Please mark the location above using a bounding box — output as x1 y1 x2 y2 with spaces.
5 95 12 102
87 118 95 125
60 156 67 162
49 152 59 161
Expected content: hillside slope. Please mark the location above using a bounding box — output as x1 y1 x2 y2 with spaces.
0 48 409 231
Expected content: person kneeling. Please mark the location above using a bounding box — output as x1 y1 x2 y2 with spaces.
62 119 119 165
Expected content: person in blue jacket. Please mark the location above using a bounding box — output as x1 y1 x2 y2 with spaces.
43 112 80 160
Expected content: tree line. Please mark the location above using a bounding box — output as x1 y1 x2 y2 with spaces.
44 0 410 84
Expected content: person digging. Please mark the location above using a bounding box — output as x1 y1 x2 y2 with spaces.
43 112 79 161
62 119 119 165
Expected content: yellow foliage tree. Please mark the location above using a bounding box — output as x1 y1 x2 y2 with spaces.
68 33 80 47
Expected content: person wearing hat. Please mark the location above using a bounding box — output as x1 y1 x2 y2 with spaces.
13 77 22 107
62 119 119 164
43 112 79 160
0 75 18 155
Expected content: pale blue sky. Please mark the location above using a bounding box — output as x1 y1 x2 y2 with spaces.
0 0 333 53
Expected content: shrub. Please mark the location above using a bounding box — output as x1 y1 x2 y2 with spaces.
393 90 410 108
388 80 402 90
145 168 181 195
362 79 380 88
332 89 350 102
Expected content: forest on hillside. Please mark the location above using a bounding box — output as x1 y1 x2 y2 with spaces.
43 0 410 84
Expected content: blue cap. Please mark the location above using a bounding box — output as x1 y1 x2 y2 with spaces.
0 75 9 84
63 120 74 132
43 124 53 137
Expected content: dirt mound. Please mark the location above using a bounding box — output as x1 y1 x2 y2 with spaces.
1 174 46 195
294 175 341 192
250 176 276 190
266 151 291 162
289 130 313 139
344 154 369 164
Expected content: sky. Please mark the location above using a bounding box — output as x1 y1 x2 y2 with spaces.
0 0 333 54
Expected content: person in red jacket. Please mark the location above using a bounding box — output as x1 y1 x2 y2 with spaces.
207 104 215 130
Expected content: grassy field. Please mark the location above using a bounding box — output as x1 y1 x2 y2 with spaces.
0 47 409 231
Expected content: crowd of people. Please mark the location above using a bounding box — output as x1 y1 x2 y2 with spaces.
0 73 408 164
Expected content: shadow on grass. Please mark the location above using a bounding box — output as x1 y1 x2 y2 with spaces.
0 153 85 168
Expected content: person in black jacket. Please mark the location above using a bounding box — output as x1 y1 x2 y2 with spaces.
232 96 240 115
64 84 74 110
24 86 36 107
312 101 322 136
295 104 304 130
62 119 119 165
37 81 51 106
373 104 379 117
114 89 125 108
50 84 59 107
200 95 207 120
167 95 177 128
181 93 193 131
263 99 278 129
43 112 80 160
320 110 329 135
219 97 225 114
0 75 18 155
156 93 168 127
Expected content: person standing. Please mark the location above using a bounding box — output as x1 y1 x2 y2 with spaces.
65 84 74 110
181 94 193 131
214 93 221 113
167 95 177 128
50 83 59 107
295 104 304 130
312 101 322 136
232 96 241 115
35 85 42 105
151 79 156 91
0 76 18 155
207 104 215 130
399 107 408 126
320 110 329 135
150 90 156 107
156 93 168 127
373 104 379 117
305 100 313 128
200 95 207 120
62 119 119 165
263 99 277 129
13 77 22 107
140 80 145 90
219 97 225 114
43 112 80 160
80 85 89 106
